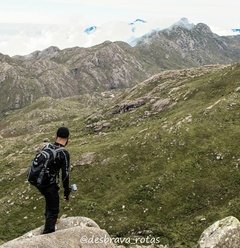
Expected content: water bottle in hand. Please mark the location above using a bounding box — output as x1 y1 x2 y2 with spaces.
71 184 77 192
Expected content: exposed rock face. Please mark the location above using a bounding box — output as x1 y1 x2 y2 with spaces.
152 98 172 112
135 24 240 69
198 216 240 248
0 41 149 115
0 217 115 248
1 22 240 114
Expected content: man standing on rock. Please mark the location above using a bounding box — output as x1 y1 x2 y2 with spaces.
38 127 71 234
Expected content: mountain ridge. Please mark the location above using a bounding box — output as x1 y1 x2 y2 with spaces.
1 22 240 115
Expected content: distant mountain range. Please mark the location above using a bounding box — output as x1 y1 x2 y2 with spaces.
82 18 238 46
0 20 240 114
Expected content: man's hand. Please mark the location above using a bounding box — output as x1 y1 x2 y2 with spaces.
64 188 71 201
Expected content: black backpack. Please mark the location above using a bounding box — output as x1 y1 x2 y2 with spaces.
27 143 65 188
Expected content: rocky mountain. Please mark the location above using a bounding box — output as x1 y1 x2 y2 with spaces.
1 64 240 247
1 22 240 115
0 41 150 115
134 23 240 69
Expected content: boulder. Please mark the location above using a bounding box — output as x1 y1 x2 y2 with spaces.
0 216 115 248
198 216 240 248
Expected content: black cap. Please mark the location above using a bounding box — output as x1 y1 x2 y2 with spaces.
56 127 70 138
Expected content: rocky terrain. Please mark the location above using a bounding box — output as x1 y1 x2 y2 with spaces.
0 217 115 248
0 42 149 114
2 215 240 247
1 63 240 247
0 22 240 114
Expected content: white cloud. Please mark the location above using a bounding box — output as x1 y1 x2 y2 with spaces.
0 0 239 55
0 20 164 56
0 17 238 56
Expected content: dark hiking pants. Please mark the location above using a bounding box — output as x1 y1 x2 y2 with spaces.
39 184 60 234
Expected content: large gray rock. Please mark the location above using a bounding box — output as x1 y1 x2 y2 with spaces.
0 217 115 248
198 216 240 248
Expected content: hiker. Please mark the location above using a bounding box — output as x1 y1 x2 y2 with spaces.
28 127 71 234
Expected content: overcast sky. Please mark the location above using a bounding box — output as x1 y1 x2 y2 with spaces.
0 0 239 56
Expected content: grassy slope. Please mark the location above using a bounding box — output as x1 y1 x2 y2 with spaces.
0 64 240 247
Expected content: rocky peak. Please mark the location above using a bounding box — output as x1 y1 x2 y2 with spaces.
170 17 195 31
25 46 61 60
0 53 11 63
193 23 213 35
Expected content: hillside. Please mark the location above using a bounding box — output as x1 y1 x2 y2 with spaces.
0 42 150 115
134 23 240 69
1 22 240 114
1 64 240 247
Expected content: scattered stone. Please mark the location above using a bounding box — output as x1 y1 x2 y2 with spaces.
138 128 148 134
195 216 206 222
144 111 151 117
215 153 224 160
169 114 192 132
205 99 223 111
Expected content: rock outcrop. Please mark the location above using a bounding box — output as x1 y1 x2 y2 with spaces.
111 98 146 114
198 216 240 248
0 217 115 248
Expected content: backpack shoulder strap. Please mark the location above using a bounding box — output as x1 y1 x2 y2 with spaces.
51 144 66 159
42 143 58 160
54 147 66 157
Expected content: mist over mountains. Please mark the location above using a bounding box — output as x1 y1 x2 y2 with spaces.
0 17 238 56
0 20 240 115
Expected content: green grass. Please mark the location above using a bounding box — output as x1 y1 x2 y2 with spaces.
0 64 240 247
